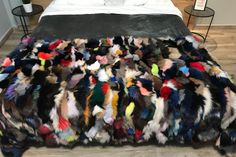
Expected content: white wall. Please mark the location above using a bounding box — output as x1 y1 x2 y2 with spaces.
0 0 23 42
0 0 13 41
197 0 236 26
3 0 22 27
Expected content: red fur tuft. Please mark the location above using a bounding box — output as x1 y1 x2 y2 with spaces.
60 59 72 67
101 83 110 95
135 129 143 141
190 62 205 72
38 52 52 60
58 116 70 130
91 76 97 84
160 86 172 100
49 40 62 50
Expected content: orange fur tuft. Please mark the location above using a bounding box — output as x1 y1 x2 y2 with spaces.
103 89 112 107
84 92 93 126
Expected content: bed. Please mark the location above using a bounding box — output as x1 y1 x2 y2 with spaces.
1 0 236 157
31 0 191 39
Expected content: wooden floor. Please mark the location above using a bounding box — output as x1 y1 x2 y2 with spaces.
21 145 226 157
200 26 236 78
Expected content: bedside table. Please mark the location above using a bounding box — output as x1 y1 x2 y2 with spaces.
12 4 44 39
184 5 215 42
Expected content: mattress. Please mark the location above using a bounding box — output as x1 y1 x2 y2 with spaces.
39 0 182 18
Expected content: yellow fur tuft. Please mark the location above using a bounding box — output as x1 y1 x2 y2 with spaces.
112 92 119 119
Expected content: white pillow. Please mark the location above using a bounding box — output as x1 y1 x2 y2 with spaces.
104 0 125 6
124 0 148 6
54 0 68 5
67 0 105 6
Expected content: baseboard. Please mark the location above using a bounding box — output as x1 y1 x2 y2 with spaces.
196 24 236 26
0 27 14 48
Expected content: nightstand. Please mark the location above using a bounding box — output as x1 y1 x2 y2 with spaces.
12 4 44 39
184 5 215 42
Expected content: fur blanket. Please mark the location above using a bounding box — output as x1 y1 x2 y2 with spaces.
0 36 236 156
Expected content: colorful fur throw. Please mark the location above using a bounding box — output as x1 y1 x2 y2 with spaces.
0 36 236 156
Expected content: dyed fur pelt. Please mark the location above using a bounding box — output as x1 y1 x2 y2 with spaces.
0 36 236 156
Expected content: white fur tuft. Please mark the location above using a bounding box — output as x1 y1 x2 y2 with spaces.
50 107 59 131
162 80 177 90
185 35 200 49
87 61 100 71
95 130 111 144
54 89 65 108
92 105 104 116
110 44 120 56
103 91 114 125
14 76 31 96
202 87 212 119
143 97 168 143
32 64 40 75
125 67 141 80
98 69 109 82
67 91 79 118
221 88 236 129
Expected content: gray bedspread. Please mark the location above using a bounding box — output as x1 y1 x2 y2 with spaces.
32 14 191 39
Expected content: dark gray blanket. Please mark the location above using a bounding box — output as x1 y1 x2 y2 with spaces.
32 14 191 39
